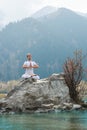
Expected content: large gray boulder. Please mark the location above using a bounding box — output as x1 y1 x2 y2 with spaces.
0 73 71 113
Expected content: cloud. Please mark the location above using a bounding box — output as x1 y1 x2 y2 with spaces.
0 0 87 24
0 0 56 24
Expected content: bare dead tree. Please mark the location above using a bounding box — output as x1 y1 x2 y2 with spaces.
63 50 83 103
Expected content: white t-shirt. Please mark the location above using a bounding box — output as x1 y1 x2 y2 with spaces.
23 60 37 75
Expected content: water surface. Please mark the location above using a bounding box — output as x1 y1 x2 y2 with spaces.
0 111 87 130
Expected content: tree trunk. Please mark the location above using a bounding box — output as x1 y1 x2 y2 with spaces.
69 86 81 104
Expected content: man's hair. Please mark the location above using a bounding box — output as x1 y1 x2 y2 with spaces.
26 53 31 57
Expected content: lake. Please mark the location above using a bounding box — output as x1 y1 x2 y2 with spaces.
0 110 87 130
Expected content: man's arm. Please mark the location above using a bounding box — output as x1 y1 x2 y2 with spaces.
32 64 39 68
32 61 39 68
22 64 30 69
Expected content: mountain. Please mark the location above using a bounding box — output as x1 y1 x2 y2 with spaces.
31 6 57 18
77 12 87 18
0 7 87 81
0 23 3 30
83 13 87 18
0 10 5 30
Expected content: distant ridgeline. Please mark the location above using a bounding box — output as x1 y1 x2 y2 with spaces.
0 7 87 81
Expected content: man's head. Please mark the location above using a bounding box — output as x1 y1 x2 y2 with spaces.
27 53 32 61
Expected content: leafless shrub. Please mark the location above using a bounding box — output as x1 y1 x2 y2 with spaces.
63 50 84 103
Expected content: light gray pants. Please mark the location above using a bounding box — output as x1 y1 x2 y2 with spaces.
22 73 40 80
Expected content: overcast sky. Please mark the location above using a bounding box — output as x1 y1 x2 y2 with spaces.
0 0 87 25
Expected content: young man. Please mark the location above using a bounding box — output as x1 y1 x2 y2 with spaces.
22 53 40 80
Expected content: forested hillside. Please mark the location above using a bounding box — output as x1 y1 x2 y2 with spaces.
0 8 87 81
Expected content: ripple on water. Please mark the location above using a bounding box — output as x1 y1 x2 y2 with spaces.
0 111 87 130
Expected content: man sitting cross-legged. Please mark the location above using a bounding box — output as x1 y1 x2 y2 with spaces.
22 53 40 80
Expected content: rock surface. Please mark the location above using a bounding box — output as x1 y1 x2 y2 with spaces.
0 73 73 113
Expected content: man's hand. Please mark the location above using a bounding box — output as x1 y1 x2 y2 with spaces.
29 62 33 68
22 62 39 69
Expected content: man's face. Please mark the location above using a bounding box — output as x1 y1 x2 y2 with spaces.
27 54 32 60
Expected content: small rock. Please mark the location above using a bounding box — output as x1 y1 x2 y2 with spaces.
53 105 61 109
63 102 72 106
72 104 81 110
53 104 63 109
35 109 49 113
41 103 54 109
63 102 73 110
62 106 67 110
35 108 54 113
9 111 15 115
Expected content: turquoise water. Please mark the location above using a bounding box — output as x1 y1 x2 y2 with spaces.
0 111 87 130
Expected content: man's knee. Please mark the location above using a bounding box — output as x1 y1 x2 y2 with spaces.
33 75 40 80
22 74 31 78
